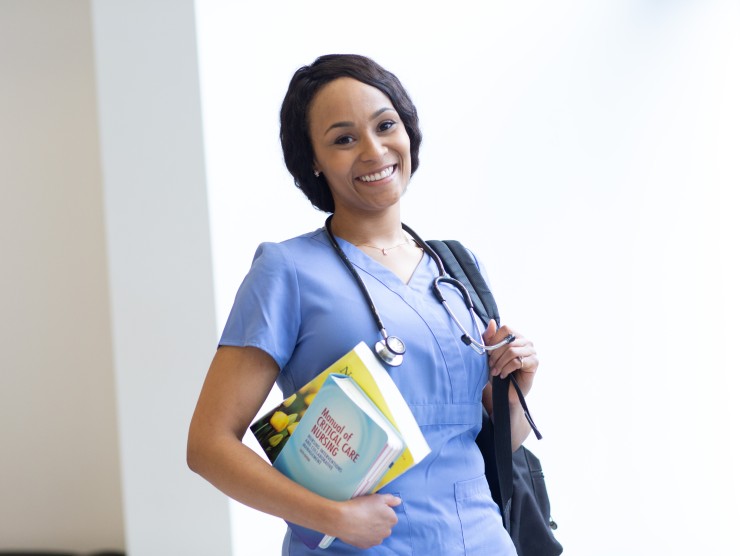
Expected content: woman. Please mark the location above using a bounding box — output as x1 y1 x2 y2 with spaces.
187 54 538 555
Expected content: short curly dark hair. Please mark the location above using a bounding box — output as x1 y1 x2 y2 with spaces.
280 54 422 213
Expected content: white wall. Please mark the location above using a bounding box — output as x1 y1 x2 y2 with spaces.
195 1 740 555
0 1 124 551
91 0 232 554
2 1 232 553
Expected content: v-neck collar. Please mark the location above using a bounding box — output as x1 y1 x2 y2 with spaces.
325 232 432 292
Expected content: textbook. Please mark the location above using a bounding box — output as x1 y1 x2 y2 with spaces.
250 341 430 549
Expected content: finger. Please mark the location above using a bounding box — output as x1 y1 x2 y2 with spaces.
488 323 515 345
490 343 536 376
481 319 498 345
498 354 523 379
382 494 402 507
497 351 539 379
491 350 519 377
487 325 523 370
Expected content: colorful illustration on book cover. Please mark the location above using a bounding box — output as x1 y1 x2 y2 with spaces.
250 365 351 461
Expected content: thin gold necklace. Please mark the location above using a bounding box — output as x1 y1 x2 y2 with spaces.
356 237 413 256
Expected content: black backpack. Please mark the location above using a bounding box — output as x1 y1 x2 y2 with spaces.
428 240 563 556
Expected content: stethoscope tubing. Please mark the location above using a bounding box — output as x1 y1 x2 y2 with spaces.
324 215 513 365
324 216 389 338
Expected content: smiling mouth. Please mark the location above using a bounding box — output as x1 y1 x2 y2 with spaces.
357 165 396 183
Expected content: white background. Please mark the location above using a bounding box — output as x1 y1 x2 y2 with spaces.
194 1 740 554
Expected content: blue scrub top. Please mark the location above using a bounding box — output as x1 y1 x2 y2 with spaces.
220 228 516 556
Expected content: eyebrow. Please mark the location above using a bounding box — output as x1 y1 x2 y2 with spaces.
323 107 395 136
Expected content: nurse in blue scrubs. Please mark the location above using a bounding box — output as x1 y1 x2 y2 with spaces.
187 54 539 555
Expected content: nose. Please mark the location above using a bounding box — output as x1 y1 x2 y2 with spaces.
359 134 387 161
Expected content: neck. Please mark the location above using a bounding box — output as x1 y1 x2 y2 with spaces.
329 208 405 247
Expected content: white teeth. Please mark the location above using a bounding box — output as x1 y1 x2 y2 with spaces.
359 166 394 182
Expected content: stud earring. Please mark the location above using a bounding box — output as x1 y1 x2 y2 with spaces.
314 170 320 178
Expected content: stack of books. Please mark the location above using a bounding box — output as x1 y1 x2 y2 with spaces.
250 341 430 549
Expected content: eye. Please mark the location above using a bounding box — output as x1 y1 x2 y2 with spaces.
378 120 397 132
333 135 355 145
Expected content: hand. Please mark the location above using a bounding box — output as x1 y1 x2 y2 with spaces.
332 493 401 549
483 320 538 398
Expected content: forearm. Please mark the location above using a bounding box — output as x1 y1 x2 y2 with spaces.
188 429 344 537
482 380 532 451
508 393 532 451
187 346 342 535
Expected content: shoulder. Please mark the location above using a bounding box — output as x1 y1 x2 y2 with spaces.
254 228 330 260
427 239 484 271
244 228 341 292
250 229 328 268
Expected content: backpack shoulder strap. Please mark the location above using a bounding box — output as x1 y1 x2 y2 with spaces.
426 240 500 327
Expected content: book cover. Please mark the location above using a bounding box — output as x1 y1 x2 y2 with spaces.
250 341 431 549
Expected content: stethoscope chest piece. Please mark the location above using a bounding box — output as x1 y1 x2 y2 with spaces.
375 336 405 367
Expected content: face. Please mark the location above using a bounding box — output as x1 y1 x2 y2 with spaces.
308 77 412 217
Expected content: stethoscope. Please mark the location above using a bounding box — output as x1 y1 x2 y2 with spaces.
324 216 515 367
